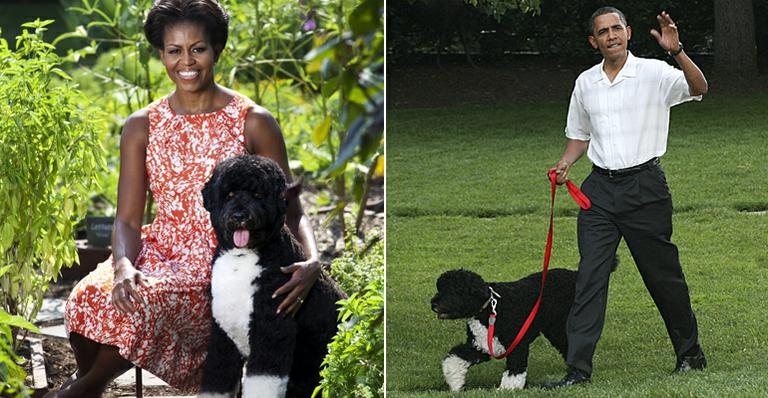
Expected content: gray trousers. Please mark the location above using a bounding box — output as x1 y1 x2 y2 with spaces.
566 164 700 374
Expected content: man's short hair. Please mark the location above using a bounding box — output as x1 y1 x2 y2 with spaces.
588 6 627 35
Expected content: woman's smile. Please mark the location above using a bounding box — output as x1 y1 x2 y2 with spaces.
178 70 200 80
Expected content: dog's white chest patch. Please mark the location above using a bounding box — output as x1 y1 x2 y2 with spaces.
468 319 506 357
211 248 262 357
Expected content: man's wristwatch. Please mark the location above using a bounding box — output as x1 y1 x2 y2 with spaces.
668 42 684 57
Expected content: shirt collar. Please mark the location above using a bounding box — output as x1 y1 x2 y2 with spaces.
592 51 638 84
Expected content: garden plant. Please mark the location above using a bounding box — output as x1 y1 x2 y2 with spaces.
0 19 105 339
0 19 105 396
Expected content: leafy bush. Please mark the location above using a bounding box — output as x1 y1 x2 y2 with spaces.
0 310 39 397
0 19 105 338
304 0 384 237
330 235 383 295
314 235 383 398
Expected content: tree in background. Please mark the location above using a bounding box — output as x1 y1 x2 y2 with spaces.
388 0 767 78
714 0 759 78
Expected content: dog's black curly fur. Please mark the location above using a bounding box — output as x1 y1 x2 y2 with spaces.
199 154 345 397
431 268 577 391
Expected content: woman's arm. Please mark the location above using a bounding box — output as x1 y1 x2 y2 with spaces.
111 110 151 313
244 106 321 316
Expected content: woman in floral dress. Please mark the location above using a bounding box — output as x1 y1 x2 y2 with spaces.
46 1 321 396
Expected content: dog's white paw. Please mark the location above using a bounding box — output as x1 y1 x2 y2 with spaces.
198 393 233 398
498 370 526 390
242 374 288 398
442 355 470 391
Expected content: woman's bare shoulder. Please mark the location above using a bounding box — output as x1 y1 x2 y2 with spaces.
121 108 150 145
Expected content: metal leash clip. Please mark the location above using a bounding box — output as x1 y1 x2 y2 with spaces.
488 286 501 318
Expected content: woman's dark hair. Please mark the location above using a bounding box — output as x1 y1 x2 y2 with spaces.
144 0 229 58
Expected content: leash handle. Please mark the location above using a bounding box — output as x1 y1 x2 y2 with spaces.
488 171 590 359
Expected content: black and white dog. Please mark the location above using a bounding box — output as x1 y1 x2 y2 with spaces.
199 154 345 398
430 268 576 391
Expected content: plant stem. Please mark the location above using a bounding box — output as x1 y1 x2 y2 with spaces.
355 154 380 237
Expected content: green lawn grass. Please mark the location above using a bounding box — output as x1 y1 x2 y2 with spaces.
386 95 768 397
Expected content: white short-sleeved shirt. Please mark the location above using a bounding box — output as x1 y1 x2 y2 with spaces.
565 51 702 170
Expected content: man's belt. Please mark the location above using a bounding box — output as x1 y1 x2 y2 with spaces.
592 157 660 178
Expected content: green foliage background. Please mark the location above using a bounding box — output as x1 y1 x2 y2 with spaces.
388 0 724 64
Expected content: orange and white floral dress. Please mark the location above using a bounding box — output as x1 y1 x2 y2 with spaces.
65 94 253 391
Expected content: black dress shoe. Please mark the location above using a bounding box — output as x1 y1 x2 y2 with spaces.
543 367 591 389
674 349 707 373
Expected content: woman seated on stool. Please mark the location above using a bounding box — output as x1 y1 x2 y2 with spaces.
45 0 320 396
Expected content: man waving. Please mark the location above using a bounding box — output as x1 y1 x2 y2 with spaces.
545 7 708 389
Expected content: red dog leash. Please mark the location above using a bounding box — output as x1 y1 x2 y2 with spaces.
487 170 591 359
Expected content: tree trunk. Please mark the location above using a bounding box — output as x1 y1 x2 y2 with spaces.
714 0 759 78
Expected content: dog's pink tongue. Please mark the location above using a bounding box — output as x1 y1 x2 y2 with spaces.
233 229 250 248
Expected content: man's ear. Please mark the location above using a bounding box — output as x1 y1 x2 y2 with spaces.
588 35 598 49
283 178 303 202
626 25 632 41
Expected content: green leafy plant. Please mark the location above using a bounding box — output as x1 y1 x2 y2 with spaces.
0 310 39 397
59 0 162 221
330 234 383 295
0 19 105 345
304 0 384 238
220 0 314 112
314 246 384 398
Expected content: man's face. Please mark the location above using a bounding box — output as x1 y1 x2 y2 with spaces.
588 12 632 60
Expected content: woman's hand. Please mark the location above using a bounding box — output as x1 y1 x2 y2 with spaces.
112 257 149 313
273 258 321 316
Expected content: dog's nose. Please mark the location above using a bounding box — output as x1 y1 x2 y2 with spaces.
231 211 248 223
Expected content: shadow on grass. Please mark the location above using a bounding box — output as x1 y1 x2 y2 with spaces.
393 202 768 219
734 202 768 213
390 205 539 218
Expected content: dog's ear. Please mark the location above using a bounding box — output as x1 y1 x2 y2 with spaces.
282 177 303 202
202 167 221 212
